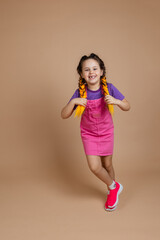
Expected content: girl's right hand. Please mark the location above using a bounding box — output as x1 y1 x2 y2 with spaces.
72 98 87 107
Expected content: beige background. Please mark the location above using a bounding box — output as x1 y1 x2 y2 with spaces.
0 0 160 239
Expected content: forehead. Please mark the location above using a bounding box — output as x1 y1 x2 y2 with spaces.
82 59 99 68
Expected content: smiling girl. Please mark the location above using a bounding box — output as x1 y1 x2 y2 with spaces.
61 53 130 211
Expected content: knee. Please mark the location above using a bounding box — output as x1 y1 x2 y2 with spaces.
105 162 113 171
89 162 102 174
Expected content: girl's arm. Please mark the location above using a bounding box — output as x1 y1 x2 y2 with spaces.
61 99 76 119
61 98 87 119
116 98 131 111
104 96 131 111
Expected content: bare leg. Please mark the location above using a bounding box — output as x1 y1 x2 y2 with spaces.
101 155 115 181
85 155 113 187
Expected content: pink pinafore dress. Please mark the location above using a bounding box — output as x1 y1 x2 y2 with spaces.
80 88 114 156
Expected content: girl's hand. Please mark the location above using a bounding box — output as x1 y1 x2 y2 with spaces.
104 95 119 105
72 98 87 107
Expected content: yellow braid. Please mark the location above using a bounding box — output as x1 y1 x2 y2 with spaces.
101 76 114 116
74 77 87 118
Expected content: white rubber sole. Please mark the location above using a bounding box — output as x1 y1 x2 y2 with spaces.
108 183 123 208
104 205 117 212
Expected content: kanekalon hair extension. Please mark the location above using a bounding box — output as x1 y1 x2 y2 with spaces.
74 77 87 118
101 76 114 116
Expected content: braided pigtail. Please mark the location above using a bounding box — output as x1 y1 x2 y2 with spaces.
101 76 114 116
74 77 87 118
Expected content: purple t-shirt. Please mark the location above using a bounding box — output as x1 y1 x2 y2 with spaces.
68 83 125 111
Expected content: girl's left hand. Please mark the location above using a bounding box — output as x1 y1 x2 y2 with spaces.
104 95 119 105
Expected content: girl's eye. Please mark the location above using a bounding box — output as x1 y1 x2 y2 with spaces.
85 68 97 71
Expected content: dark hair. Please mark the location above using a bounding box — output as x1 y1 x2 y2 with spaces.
77 53 106 80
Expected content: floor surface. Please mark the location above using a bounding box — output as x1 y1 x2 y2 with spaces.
0 161 160 240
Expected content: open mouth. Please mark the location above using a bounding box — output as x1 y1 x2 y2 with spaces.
89 75 96 79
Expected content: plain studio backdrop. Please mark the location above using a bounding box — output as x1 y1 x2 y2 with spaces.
0 0 160 239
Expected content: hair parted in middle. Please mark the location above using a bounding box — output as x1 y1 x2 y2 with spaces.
74 53 114 118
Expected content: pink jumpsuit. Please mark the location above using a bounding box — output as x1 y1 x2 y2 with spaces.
80 96 114 156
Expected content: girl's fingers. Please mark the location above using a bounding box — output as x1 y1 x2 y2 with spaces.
82 102 86 106
106 101 112 104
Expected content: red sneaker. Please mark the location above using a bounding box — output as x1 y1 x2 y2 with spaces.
107 182 123 208
104 190 117 212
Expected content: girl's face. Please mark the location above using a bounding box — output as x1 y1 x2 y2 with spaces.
81 59 103 87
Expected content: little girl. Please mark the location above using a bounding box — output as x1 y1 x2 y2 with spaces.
61 53 130 211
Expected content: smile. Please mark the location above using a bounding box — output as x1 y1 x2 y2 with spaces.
89 75 96 79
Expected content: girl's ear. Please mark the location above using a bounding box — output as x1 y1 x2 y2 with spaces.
80 73 84 79
100 70 103 76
